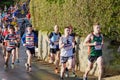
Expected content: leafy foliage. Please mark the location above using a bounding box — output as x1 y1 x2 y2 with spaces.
0 0 28 10
30 0 119 40
0 0 14 9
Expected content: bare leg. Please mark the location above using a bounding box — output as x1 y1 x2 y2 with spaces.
60 63 66 78
54 51 60 68
11 49 16 64
72 55 76 72
5 51 11 65
50 53 55 63
16 47 19 61
84 60 93 77
26 50 32 66
97 56 103 80
54 51 60 73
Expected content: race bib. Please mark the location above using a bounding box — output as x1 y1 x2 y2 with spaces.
95 45 102 50
26 42 34 46
9 41 16 46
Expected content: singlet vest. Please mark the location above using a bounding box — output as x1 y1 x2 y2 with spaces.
89 34 103 56
50 32 60 48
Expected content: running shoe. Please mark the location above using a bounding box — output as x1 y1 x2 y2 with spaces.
25 63 29 71
60 77 64 80
64 68 69 77
28 66 32 72
4 64 8 70
71 72 77 77
83 76 88 80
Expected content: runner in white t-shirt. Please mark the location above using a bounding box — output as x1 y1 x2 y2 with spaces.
59 27 75 80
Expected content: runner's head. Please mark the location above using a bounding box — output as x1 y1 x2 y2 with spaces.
64 27 70 36
9 25 14 34
26 25 32 34
54 25 59 33
93 23 101 34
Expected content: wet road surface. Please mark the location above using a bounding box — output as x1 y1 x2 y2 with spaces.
0 45 97 80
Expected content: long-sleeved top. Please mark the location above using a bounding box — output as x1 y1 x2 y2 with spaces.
21 32 38 48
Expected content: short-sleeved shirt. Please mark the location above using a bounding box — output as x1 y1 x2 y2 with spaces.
60 35 73 57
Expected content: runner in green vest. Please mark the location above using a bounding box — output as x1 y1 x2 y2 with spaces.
83 23 104 80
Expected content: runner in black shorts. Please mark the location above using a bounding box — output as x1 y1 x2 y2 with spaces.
15 26 21 63
47 25 61 73
4 26 17 70
83 23 104 80
21 25 38 72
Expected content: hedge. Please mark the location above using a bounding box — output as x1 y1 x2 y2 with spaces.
30 0 120 40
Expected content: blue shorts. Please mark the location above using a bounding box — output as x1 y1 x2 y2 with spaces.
60 56 73 63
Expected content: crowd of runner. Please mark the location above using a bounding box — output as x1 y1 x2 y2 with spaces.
0 2 104 80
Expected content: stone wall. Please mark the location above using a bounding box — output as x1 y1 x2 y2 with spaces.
37 31 119 76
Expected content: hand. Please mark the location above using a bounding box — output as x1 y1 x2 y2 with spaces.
62 43 65 47
50 42 54 45
23 44 26 46
93 42 97 46
11 39 14 42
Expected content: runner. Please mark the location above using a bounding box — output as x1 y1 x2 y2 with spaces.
47 25 61 73
0 27 4 46
15 26 21 63
59 27 75 80
4 26 17 70
21 25 38 72
83 23 104 80
69 25 77 77
2 26 9 58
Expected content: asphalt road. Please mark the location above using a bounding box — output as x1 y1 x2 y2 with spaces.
0 45 97 80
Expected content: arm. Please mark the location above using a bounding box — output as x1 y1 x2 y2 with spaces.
4 35 9 46
59 37 64 49
83 34 96 46
4 35 9 41
101 34 104 47
21 33 26 45
34 33 38 44
47 32 53 44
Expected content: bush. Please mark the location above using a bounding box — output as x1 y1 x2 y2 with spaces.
30 0 120 40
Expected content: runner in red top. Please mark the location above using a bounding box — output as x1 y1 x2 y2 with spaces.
2 26 9 58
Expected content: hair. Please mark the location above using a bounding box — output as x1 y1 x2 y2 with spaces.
69 25 73 29
9 25 15 30
27 24 32 28
64 26 70 29
93 22 100 28
54 25 59 28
